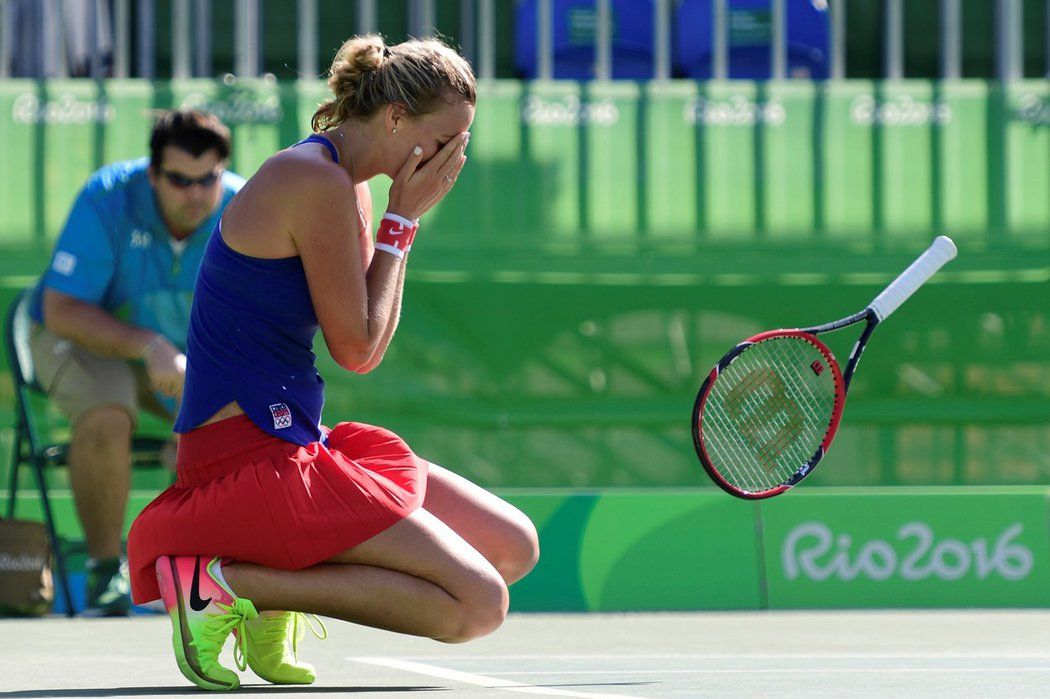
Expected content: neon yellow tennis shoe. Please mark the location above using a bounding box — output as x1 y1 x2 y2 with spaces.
156 555 259 691
240 610 328 684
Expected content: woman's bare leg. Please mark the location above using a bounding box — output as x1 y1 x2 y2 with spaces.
422 463 539 584
222 508 507 643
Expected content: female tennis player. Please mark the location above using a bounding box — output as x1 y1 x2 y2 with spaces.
127 35 539 691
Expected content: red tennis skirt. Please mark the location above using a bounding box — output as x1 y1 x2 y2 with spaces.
127 414 428 604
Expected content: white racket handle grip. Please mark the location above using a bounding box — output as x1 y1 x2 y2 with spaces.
868 236 957 321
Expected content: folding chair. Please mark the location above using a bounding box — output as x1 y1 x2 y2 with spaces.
4 288 169 616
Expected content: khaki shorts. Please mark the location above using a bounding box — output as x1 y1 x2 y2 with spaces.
29 323 174 427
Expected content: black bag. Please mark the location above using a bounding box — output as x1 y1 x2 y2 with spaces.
0 518 54 616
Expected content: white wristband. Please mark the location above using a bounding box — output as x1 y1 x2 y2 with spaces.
375 242 406 259
383 212 418 229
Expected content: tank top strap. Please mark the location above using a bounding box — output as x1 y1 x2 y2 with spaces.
294 134 339 164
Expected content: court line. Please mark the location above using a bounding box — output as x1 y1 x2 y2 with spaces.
487 668 1050 676
349 657 643 698
357 653 1050 661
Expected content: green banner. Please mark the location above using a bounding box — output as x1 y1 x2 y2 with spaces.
761 488 1050 608
1003 83 1050 245
157 78 301 177
644 81 698 240
939 81 989 243
822 81 875 239
0 81 39 243
877 81 937 239
700 81 758 239
762 81 816 239
18 487 1050 613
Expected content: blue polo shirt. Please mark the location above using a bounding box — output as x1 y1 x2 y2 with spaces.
29 158 244 350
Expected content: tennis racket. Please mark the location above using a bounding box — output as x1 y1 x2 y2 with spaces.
691 236 957 500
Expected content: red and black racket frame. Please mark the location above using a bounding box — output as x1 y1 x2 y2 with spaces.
691 307 880 500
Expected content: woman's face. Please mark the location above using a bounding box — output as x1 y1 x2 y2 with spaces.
389 98 475 174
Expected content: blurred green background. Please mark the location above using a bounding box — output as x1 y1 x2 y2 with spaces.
0 75 1046 492
0 0 1046 497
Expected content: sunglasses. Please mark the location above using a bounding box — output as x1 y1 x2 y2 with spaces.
160 169 222 189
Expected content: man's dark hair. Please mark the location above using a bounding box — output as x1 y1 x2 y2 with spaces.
149 110 231 170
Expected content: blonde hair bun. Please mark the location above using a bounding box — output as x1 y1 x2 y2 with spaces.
312 34 476 132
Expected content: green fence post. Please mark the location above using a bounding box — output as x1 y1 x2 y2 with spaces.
822 81 875 243
879 81 936 242
763 80 817 241
36 81 108 241
582 81 640 247
101 80 155 164
0 81 40 244
939 81 989 245
644 81 698 243
520 82 582 250
1004 81 1050 247
703 81 757 241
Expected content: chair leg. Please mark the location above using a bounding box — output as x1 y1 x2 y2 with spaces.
30 458 75 617
6 428 22 519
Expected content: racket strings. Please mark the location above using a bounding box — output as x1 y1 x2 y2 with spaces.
702 337 839 492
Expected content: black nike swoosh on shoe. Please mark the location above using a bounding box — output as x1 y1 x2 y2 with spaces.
189 555 212 612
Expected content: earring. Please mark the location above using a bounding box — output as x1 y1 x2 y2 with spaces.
392 127 398 134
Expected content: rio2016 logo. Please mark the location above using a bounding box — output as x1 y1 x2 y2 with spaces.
781 521 1033 582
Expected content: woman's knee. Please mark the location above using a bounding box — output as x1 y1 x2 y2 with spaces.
440 571 509 643
497 515 540 585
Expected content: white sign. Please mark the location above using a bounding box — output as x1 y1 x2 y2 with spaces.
781 521 1033 582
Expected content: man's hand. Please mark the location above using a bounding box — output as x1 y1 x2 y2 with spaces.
142 335 186 398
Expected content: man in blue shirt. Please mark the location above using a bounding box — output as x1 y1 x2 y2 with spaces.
28 110 244 615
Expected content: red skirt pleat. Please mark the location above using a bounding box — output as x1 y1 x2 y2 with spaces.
128 414 428 604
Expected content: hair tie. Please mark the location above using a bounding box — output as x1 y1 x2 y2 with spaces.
382 46 391 58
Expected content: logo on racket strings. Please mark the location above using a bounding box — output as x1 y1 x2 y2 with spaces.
725 368 805 470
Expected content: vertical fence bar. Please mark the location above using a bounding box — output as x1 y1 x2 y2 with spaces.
538 0 553 79
114 0 129 77
713 0 727 79
771 0 786 78
0 0 8 79
941 0 961 79
44 0 66 78
996 0 1023 81
423 0 436 36
194 0 211 77
884 0 903 79
357 0 377 34
654 0 670 79
173 0 191 79
408 0 436 37
596 0 611 80
830 0 846 78
478 0 494 79
88 0 102 79
298 0 317 78
460 0 476 69
235 0 260 77
408 0 419 35
138 0 155 79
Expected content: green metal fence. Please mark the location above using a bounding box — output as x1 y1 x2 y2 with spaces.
0 78 1046 490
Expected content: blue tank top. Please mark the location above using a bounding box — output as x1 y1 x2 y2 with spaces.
174 135 339 444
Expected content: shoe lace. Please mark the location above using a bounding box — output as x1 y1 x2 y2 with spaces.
252 611 327 664
191 597 259 672
289 613 328 660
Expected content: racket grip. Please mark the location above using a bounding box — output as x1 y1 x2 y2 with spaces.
868 236 958 321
